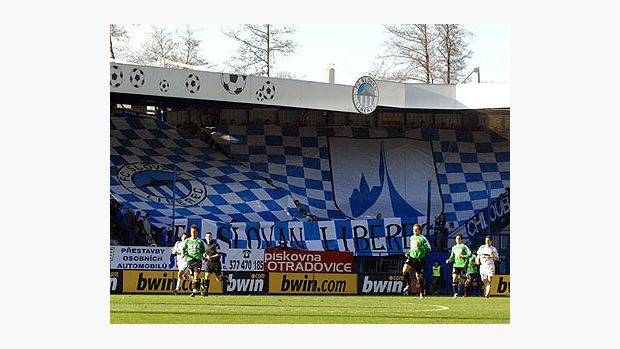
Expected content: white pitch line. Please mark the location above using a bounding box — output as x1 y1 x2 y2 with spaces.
304 304 449 314
404 303 450 312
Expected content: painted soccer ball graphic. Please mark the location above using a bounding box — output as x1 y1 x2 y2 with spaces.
221 74 247 95
130 68 145 88
256 80 276 101
263 80 276 99
159 80 169 93
110 65 123 88
185 74 200 94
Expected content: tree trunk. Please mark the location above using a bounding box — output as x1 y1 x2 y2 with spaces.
423 26 430 83
266 24 270 77
110 34 115 59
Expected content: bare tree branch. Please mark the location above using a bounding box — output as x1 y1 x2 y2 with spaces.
222 24 299 77
126 26 179 66
110 24 128 59
372 24 473 84
435 24 473 84
376 24 438 83
176 25 211 67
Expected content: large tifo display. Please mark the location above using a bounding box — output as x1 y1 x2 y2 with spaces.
110 116 297 225
111 116 510 229
215 124 510 227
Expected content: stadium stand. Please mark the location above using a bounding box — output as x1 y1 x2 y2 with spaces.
111 116 301 226
110 114 508 238
109 62 510 302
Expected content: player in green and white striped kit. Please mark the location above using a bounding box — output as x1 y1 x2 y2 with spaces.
402 224 432 298
446 234 471 298
464 253 478 297
183 224 206 297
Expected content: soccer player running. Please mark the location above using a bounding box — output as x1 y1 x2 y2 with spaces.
183 225 206 297
476 235 500 298
446 233 471 298
201 232 228 296
171 232 189 295
464 252 478 297
402 223 432 298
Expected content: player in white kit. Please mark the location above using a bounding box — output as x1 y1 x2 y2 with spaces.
172 232 189 295
476 235 500 298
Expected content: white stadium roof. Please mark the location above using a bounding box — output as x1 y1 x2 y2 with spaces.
110 62 509 112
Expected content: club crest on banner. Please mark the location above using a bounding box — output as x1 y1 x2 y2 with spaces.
117 163 208 206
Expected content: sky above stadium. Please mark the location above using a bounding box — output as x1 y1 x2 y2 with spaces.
121 24 509 85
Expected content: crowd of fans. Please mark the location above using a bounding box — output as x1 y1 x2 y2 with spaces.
110 197 174 247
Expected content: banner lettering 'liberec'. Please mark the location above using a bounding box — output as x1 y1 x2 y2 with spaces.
200 217 426 256
111 217 426 271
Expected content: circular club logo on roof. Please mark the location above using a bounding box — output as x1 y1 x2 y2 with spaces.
117 163 208 206
352 76 379 114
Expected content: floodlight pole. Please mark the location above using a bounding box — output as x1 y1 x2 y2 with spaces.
460 67 480 84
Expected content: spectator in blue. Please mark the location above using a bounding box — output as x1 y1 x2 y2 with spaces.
166 227 174 245
115 203 124 222
158 226 169 246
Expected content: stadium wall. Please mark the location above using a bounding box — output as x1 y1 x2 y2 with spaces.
111 270 510 296
110 62 509 112
110 246 509 296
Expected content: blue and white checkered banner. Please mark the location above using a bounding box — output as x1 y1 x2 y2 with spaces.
201 216 426 256
111 116 509 230
214 125 510 228
111 116 298 226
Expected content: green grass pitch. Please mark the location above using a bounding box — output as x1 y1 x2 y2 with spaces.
110 294 509 324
